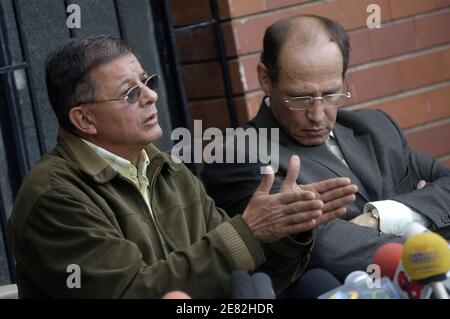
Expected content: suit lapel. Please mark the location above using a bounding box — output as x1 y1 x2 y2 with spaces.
279 137 372 202
333 122 382 201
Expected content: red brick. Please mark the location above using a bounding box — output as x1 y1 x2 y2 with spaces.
297 1 341 21
265 0 310 10
443 158 450 167
219 0 266 19
218 0 231 18
369 20 417 59
190 99 231 130
222 22 239 57
338 0 391 31
228 59 245 94
397 51 447 91
238 12 287 55
415 11 450 49
370 84 450 128
406 122 450 157
349 30 372 66
235 91 265 123
181 62 225 100
176 27 218 63
228 55 260 94
349 62 401 102
372 92 430 128
429 85 450 121
228 1 342 56
389 0 436 19
171 0 211 27
444 48 450 79
435 0 450 8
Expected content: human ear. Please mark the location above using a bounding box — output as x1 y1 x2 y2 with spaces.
257 62 273 96
68 107 97 135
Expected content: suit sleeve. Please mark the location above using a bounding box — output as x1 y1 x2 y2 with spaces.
378 110 450 237
202 161 315 292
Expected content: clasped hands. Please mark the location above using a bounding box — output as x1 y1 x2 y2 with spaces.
242 155 358 243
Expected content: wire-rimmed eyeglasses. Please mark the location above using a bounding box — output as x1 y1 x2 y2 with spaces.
75 74 160 107
282 91 351 111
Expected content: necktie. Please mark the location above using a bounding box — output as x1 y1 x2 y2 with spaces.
325 135 348 167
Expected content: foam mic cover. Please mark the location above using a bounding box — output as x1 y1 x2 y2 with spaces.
319 277 400 299
231 271 255 299
252 272 275 299
344 271 369 286
373 243 404 280
402 232 450 283
292 268 341 299
373 242 431 298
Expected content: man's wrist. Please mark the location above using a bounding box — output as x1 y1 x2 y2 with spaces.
367 209 381 232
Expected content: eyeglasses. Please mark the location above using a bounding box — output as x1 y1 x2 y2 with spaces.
75 74 160 106
282 91 351 111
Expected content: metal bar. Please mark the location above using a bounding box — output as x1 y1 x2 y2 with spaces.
12 0 47 156
63 0 76 38
113 0 127 40
173 20 216 33
0 1 29 178
0 63 27 74
158 0 198 175
209 0 239 128
0 191 16 283
160 0 192 132
0 74 29 179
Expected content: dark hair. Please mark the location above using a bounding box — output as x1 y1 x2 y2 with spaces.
45 36 134 132
260 14 350 83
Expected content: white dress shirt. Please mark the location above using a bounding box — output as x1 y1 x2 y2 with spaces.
326 131 430 236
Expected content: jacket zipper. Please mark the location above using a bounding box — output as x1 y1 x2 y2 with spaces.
120 170 170 258
148 166 171 258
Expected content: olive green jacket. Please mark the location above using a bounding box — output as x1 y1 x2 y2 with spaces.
8 129 314 298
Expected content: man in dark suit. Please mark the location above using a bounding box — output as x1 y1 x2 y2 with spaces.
202 14 450 280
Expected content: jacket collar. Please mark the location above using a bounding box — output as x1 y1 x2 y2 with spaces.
55 128 177 184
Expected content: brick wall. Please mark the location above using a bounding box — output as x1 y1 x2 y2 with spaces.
172 0 450 166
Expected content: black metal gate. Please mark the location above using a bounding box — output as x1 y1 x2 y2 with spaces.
0 0 190 285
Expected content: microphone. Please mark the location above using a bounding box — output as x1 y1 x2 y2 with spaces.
231 271 254 299
291 268 341 299
373 243 404 280
344 270 370 286
252 272 275 299
402 232 450 299
372 242 432 299
319 277 400 299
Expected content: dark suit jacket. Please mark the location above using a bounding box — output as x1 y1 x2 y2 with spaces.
202 102 450 280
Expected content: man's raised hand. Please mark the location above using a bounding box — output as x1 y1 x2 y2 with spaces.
242 165 323 243
283 155 358 226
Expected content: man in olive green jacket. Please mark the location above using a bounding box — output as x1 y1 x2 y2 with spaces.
8 36 357 298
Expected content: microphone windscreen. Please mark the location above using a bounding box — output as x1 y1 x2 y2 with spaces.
344 271 369 285
373 243 404 280
231 271 254 299
402 232 450 283
252 272 275 299
292 268 341 299
319 277 401 299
